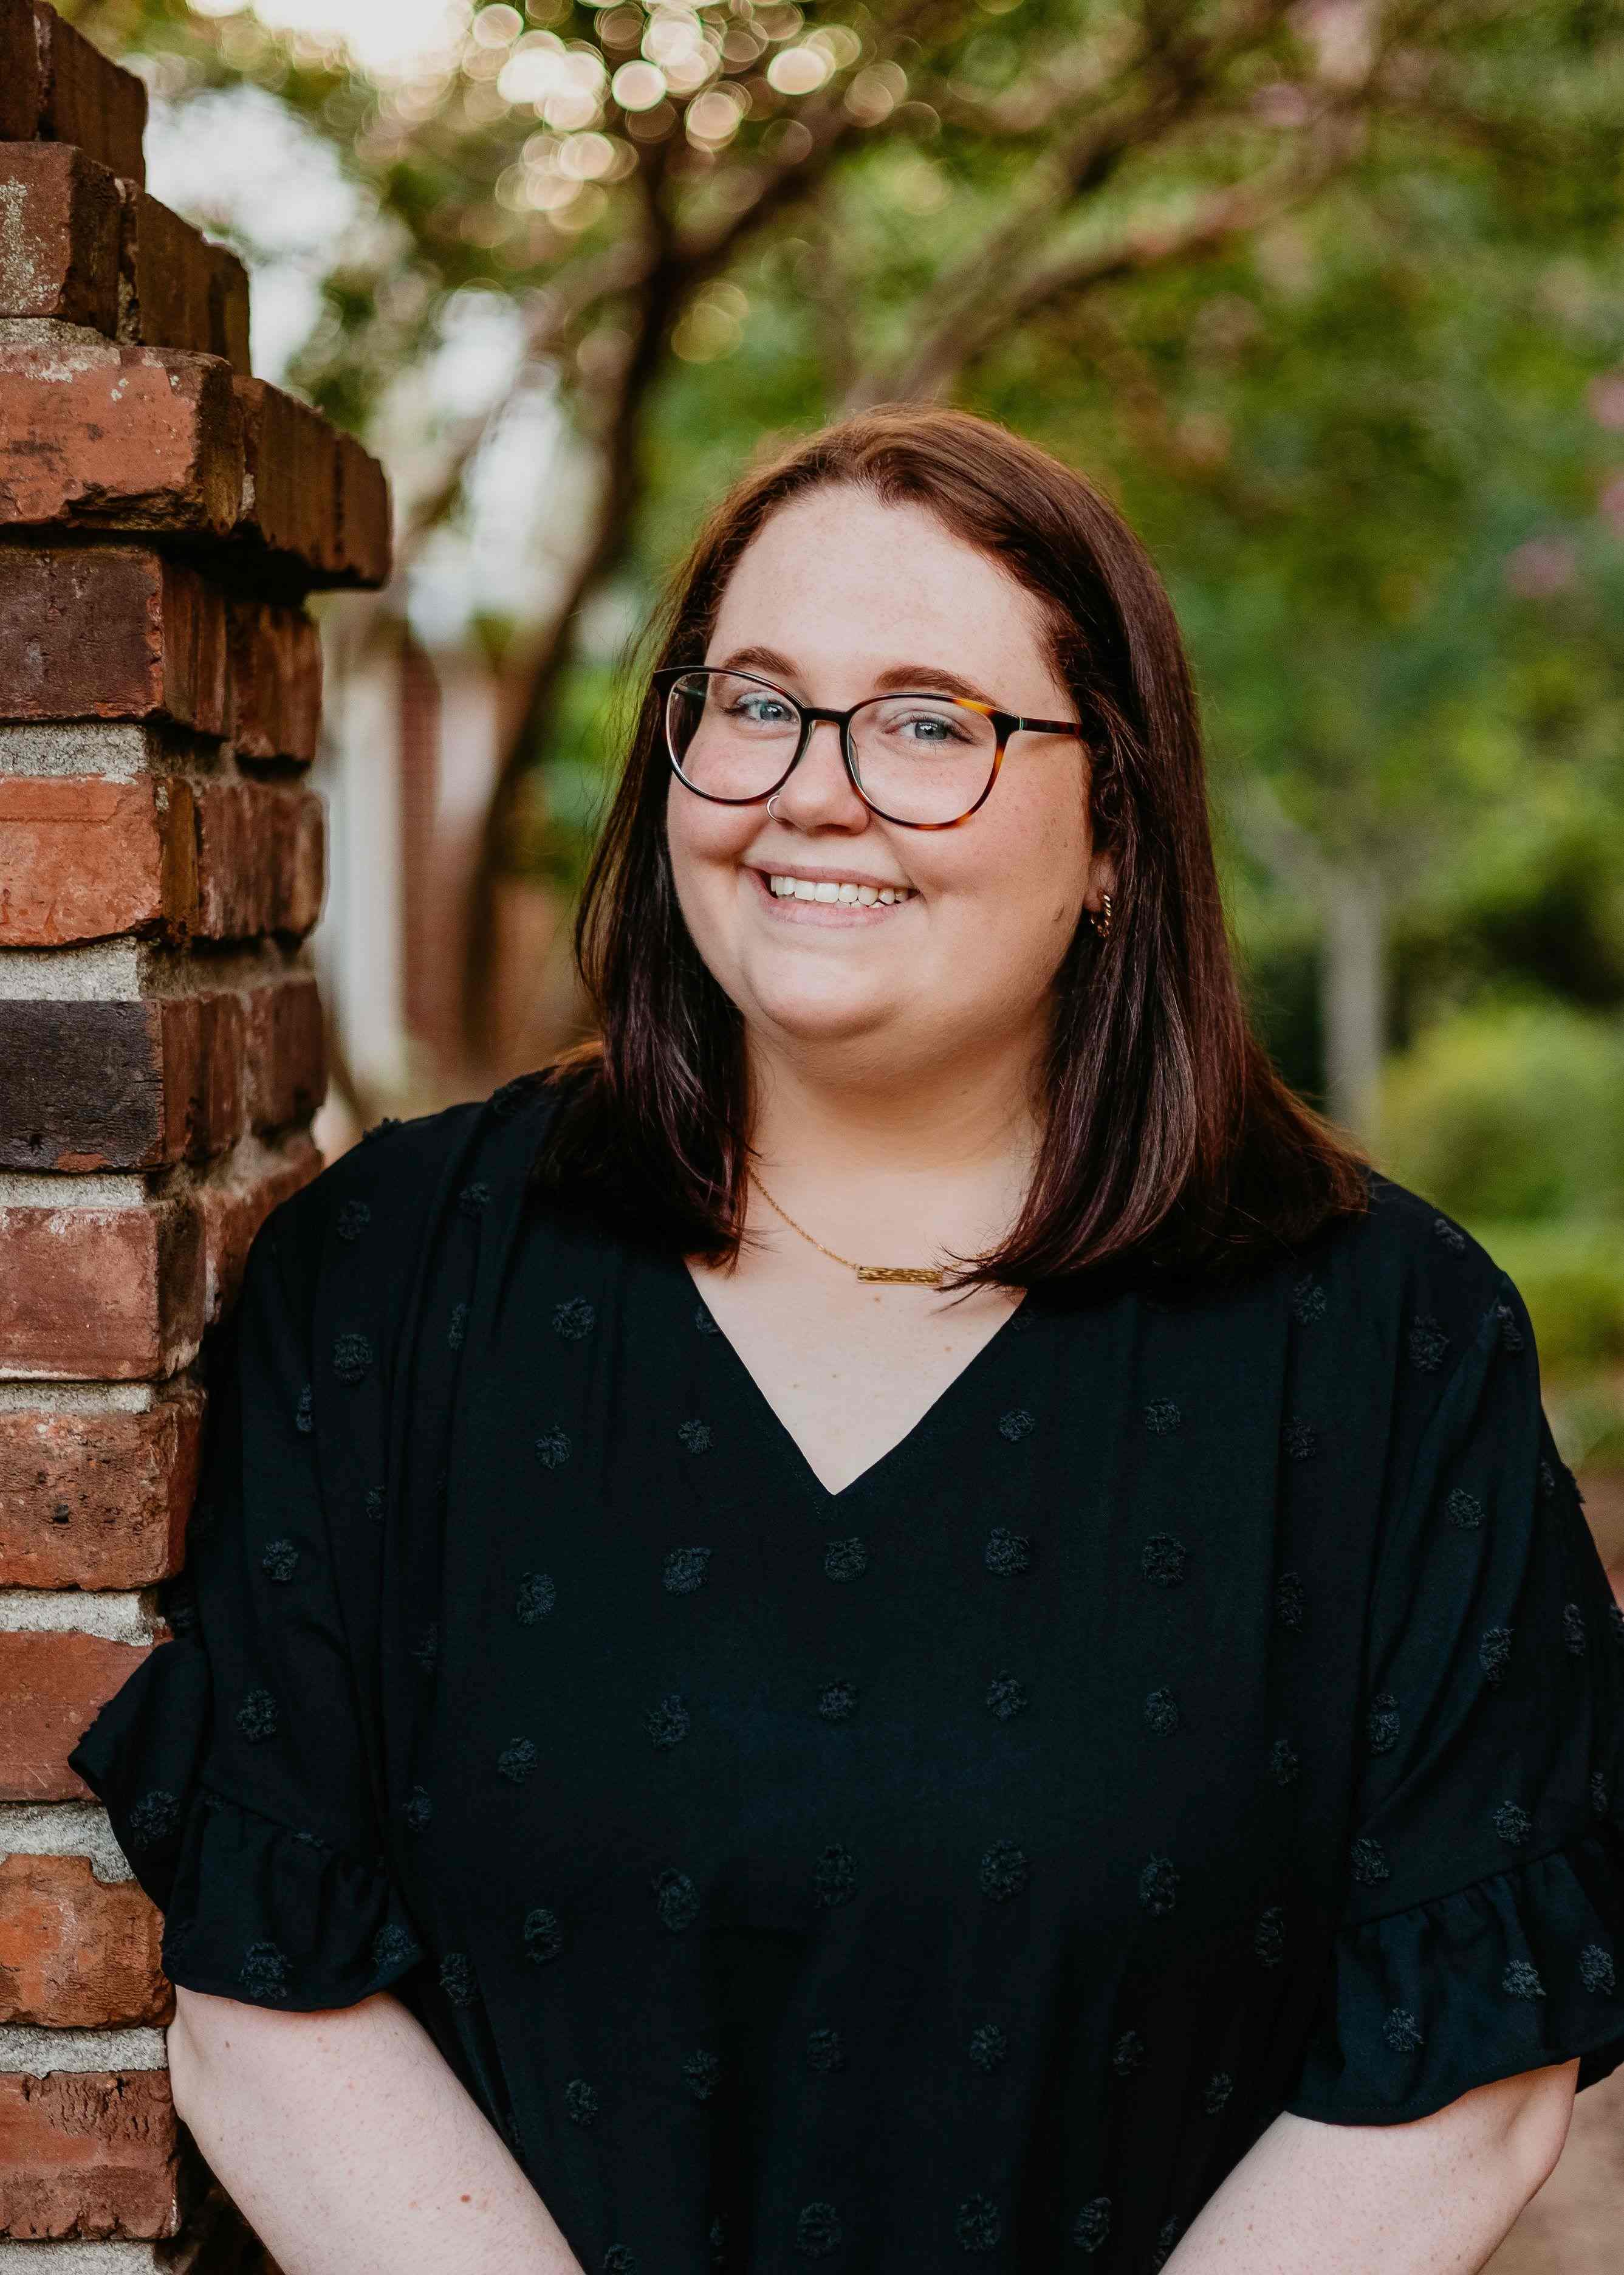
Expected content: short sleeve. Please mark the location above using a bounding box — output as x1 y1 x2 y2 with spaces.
1283 1269 1624 2125
69 1195 425 2014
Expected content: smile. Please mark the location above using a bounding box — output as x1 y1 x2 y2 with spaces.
745 866 917 924
768 874 916 905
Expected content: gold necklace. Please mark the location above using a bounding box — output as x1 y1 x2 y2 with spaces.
747 1169 944 1286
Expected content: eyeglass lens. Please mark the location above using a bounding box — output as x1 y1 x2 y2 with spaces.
665 669 998 826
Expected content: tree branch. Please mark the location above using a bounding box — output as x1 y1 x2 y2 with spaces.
674 0 976 276
393 241 657 571
841 0 1303 408
1002 130 1352 335
856 77 1366 408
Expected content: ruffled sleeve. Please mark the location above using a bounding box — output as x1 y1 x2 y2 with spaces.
68 1187 425 2013
1282 1268 1624 2126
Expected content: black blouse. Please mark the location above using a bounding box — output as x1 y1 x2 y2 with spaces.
72 1079 1624 2273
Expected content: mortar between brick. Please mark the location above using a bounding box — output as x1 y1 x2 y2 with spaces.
0 939 312 1003
0 1175 149 1209
0 1589 162 1644
0 2024 166 2075
0 2245 179 2273
0 1384 156 1416
0 725 159 784
0 944 145 1003
0 725 231 785
0 314 118 365
0 1802 132 1882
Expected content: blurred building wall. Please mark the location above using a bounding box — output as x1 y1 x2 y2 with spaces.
313 599 582 1142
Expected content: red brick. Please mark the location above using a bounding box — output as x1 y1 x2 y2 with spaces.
0 142 120 329
0 774 196 947
30 2 148 187
244 976 326 1131
163 988 247 1161
234 376 392 586
196 1134 320 1326
194 780 324 941
0 548 229 733
119 183 250 374
0 1 43 145
0 2068 182 2239
0 1198 203 1379
228 595 321 764
0 1630 156 1802
1 1000 164 1171
335 424 393 586
0 1387 202 1588
0 345 242 538
0 346 390 588
0 1853 169 2028
0 995 251 1172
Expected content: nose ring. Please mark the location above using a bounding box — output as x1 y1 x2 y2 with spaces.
767 793 782 820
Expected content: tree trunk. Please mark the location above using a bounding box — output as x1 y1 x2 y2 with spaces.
458 252 682 1064
1320 866 1386 1145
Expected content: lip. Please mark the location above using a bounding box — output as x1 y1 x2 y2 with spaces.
745 862 914 893
742 863 917 925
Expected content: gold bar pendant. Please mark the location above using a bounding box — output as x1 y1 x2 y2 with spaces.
855 1266 944 1285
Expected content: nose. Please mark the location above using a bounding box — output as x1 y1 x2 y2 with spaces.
770 716 869 831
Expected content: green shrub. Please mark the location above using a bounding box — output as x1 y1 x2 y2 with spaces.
1464 1222 1624 1381
1381 1001 1624 1224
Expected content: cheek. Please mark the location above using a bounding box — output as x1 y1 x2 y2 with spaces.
666 783 750 897
947 775 1091 941
663 787 766 997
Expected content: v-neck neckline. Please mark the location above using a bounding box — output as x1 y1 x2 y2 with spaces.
668 1252 1036 1507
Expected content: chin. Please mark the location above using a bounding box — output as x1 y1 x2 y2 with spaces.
746 978 895 1048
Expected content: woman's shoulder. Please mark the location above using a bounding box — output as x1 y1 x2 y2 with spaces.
255 1070 567 1299
1287 1167 1527 1388
1317 1168 1507 1303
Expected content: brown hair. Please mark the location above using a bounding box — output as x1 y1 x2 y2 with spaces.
532 404 1368 1293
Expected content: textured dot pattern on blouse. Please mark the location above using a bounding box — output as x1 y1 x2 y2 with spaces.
63 1110 1624 2275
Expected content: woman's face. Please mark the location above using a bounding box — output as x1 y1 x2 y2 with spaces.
664 486 1114 1084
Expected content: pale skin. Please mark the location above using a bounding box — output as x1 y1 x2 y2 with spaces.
171 487 1578 2269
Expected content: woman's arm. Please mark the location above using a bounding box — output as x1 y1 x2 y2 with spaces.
168 1985 583 2275
1170 2059 1578 2273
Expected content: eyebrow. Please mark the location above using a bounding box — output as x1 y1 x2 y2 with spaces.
710 643 999 708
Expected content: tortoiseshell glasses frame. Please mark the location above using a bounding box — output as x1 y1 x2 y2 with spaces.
653 664 1084 830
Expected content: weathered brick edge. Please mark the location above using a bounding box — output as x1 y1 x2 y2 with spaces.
0 2 390 2245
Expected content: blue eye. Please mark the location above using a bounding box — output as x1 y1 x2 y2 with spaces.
728 693 795 729
884 707 973 746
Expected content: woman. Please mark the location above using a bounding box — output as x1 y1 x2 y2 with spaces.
73 407 1624 2273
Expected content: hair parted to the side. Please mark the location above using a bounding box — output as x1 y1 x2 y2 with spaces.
530 402 1369 1293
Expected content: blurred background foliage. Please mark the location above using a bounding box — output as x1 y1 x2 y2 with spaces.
64 0 1624 1458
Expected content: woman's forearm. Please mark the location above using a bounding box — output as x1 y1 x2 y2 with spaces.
168 1987 582 2275
1167 2064 1577 2274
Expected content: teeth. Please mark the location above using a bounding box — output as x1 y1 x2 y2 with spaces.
767 874 912 905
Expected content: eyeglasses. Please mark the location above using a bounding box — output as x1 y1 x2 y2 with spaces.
654 664 1082 830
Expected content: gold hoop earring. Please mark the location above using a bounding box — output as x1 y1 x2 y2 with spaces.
1090 893 1114 941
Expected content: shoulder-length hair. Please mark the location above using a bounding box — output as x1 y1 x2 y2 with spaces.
532 403 1368 1293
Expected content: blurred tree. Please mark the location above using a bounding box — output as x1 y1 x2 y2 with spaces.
976 118 1624 1131
63 0 1624 1078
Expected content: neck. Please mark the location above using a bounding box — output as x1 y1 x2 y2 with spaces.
742 1019 1047 1258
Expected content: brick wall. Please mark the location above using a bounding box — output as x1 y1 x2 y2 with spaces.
0 4 389 2259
